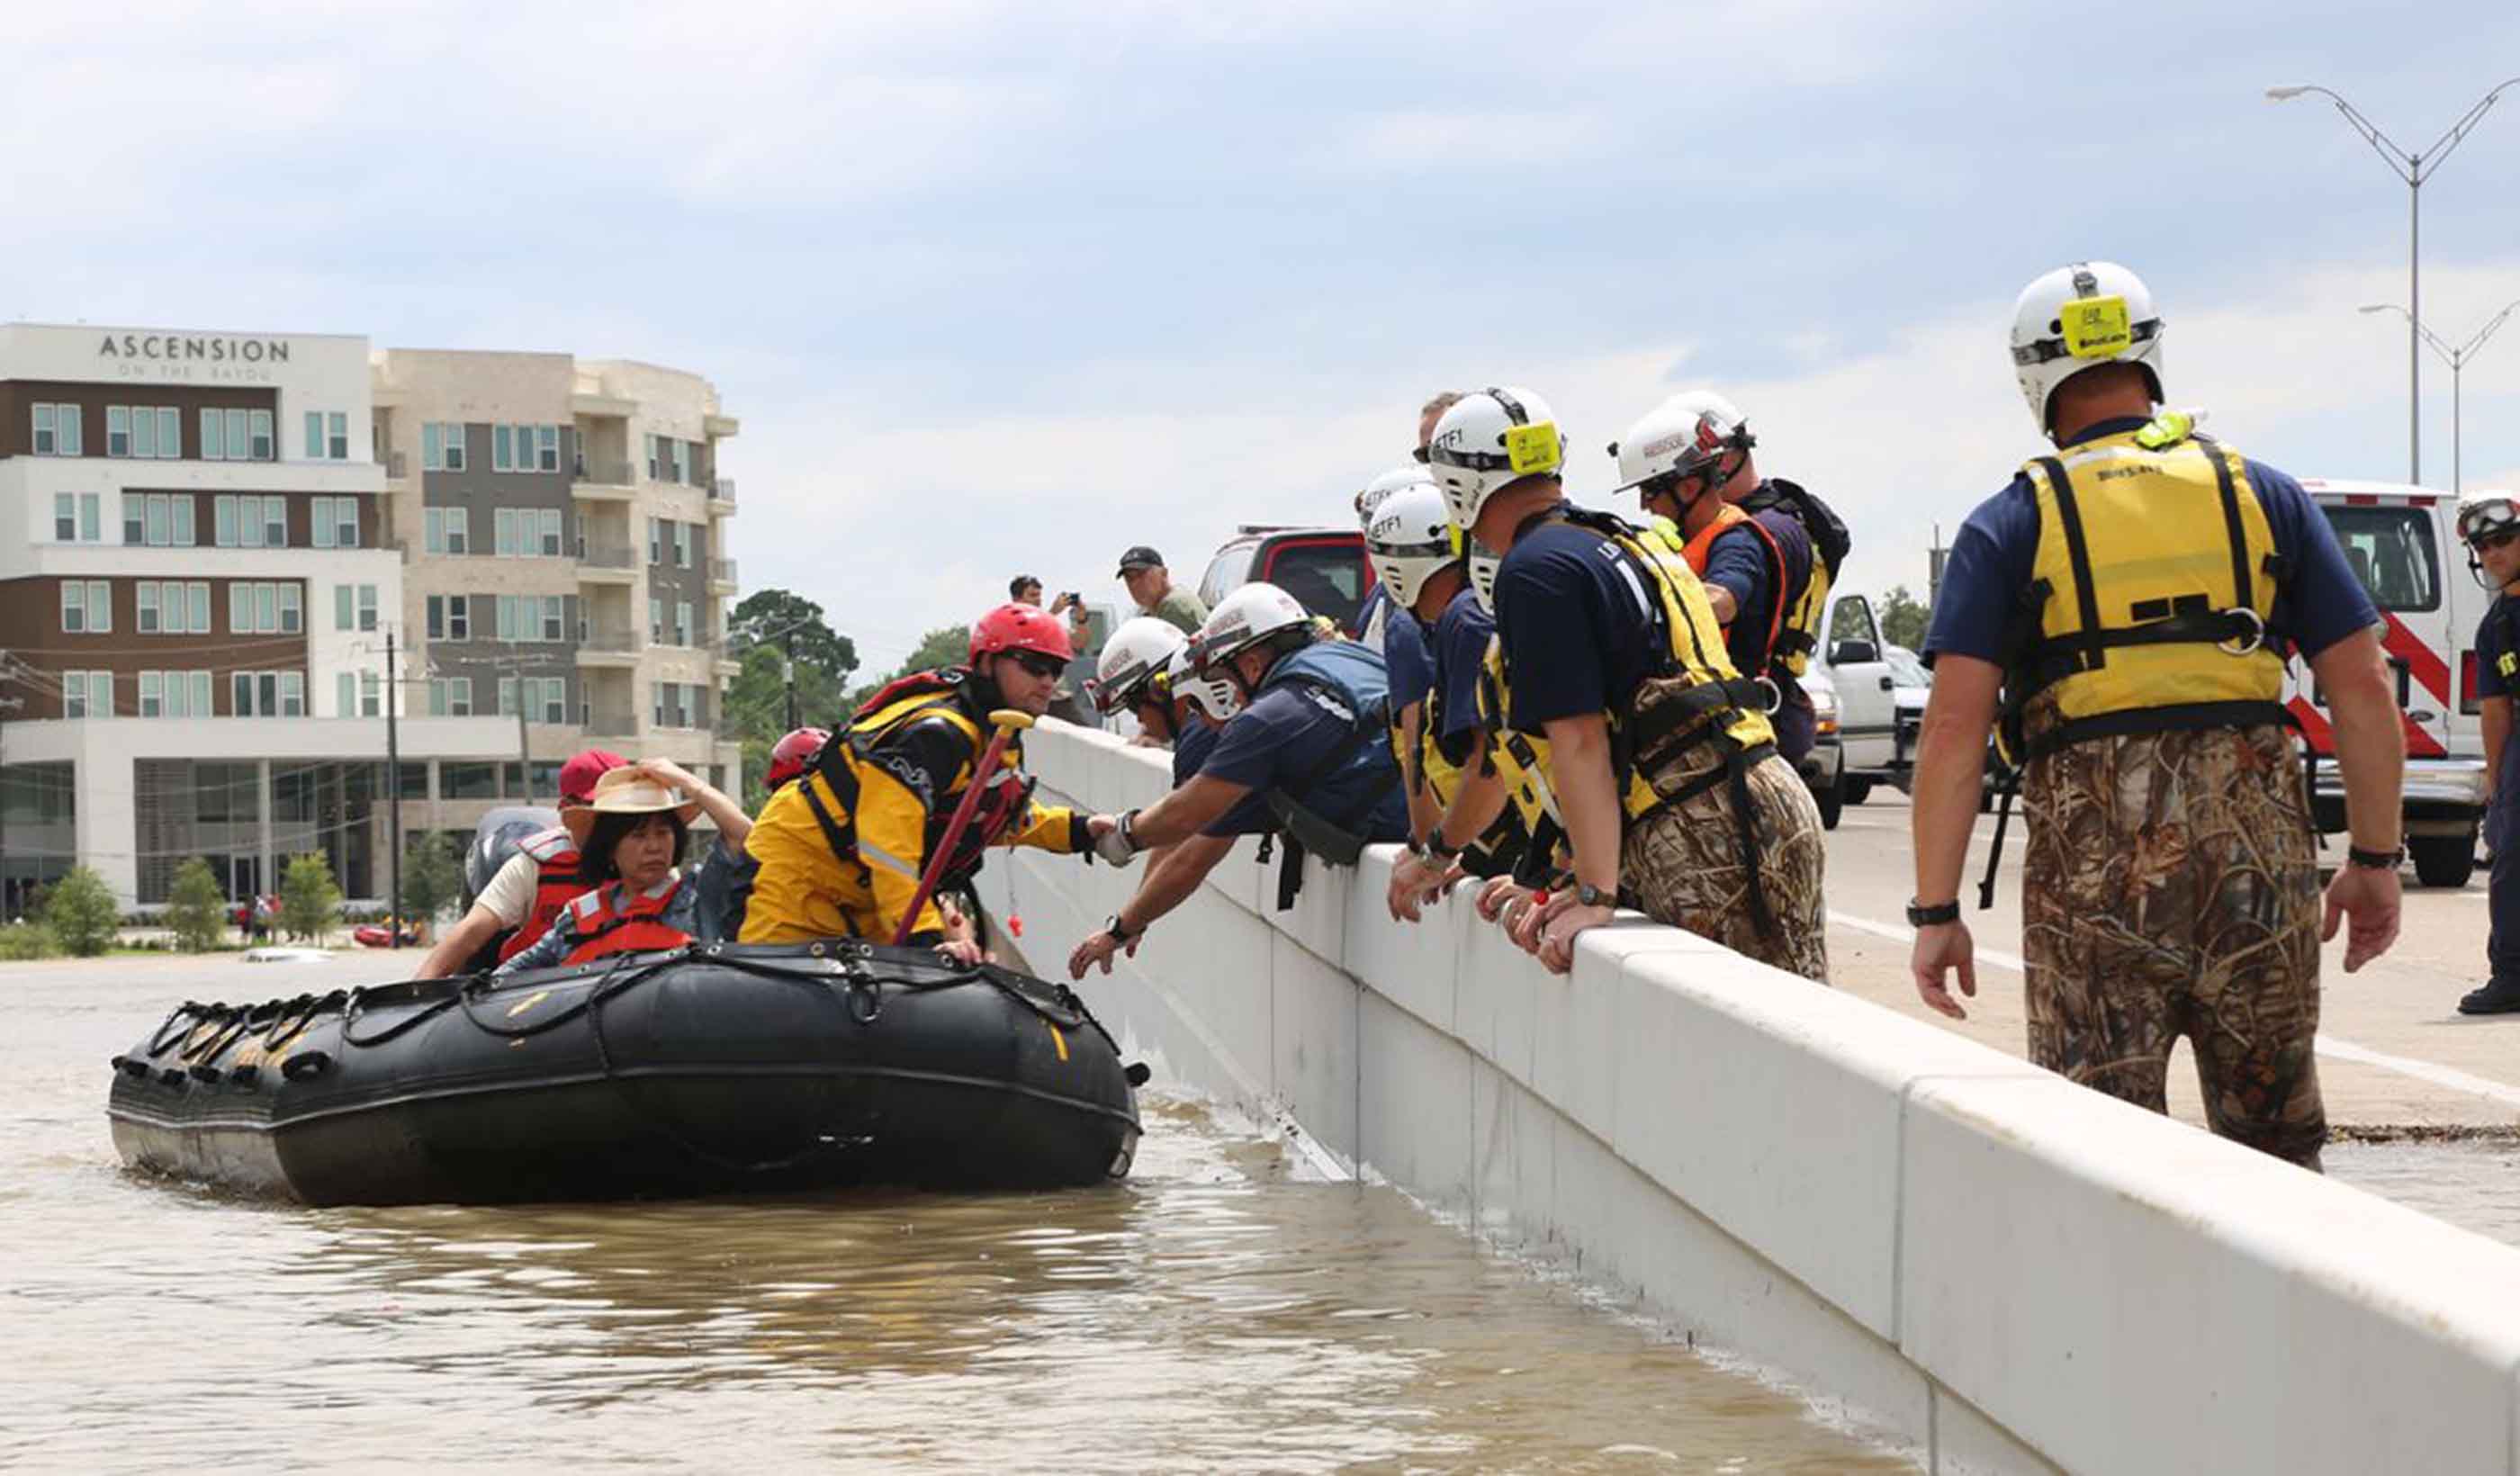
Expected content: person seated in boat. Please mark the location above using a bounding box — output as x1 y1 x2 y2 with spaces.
495 761 756 976
416 749 627 978
739 601 1121 964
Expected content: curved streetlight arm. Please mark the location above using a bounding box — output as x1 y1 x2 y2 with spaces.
2456 299 2520 364
2362 303 2457 365
2415 77 2520 180
2272 84 2417 176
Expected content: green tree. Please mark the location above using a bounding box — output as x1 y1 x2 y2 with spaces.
724 590 861 810
1876 584 1931 653
400 833 462 932
165 858 229 952
729 589 859 681
279 852 343 943
42 865 121 957
892 624 974 681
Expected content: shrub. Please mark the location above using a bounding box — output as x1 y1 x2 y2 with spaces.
165 858 229 953
279 853 343 943
399 833 462 932
0 920 57 960
42 867 121 957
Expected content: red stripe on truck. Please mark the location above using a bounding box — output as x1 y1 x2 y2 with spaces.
2378 610 2451 758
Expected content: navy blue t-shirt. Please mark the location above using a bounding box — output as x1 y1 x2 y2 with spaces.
1197 675 1408 842
1172 717 1220 789
1428 586 1496 765
1701 524 1773 677
1382 605 1434 713
1493 506 1661 734
2478 596 2520 811
1925 418 2379 669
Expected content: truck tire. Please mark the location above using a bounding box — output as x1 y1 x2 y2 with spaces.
1843 778 1873 806
2412 833 2477 888
1816 773 1845 831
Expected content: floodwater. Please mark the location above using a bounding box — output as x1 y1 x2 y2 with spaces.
4 954 1913 1472
2330 1137 2520 1248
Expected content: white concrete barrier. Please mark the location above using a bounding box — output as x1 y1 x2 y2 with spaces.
979 719 2520 1475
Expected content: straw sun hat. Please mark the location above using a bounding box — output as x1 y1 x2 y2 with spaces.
562 766 700 846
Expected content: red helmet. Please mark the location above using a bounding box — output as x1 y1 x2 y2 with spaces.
764 726 829 790
968 601 1075 665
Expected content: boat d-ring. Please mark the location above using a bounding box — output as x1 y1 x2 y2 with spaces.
844 977 884 1025
1752 676 1786 715
2218 607 2266 656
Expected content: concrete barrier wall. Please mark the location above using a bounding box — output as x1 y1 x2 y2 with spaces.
977 719 2520 1475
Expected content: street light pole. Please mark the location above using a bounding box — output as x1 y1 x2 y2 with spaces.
2270 78 2520 485
385 629 403 949
2359 300 2520 493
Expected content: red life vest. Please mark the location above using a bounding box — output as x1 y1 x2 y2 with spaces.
494 827 592 963
557 876 692 965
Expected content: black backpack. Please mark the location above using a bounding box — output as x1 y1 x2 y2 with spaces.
1746 478 1852 580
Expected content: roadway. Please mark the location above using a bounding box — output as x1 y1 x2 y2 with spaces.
1819 789 2520 1134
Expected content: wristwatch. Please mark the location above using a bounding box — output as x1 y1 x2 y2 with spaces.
2345 845 2405 870
1425 830 1462 862
1573 882 1613 908
1906 898 1962 927
1104 913 1139 944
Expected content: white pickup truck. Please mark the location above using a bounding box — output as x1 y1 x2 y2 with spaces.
1802 589 1912 813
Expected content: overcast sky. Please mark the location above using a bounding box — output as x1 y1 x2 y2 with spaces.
10 1 2519 670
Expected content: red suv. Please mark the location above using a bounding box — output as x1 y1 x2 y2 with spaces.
1197 526 1380 632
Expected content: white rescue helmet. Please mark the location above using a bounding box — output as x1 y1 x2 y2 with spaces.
1426 386 1567 531
1364 482 1462 607
2456 489 2520 546
1192 581 1312 675
1166 643 1242 721
1608 391 1752 496
1356 464 1434 525
1086 616 1187 716
1466 537 1502 614
2011 260 2165 436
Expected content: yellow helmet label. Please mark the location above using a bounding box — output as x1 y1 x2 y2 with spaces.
1504 422 1562 475
2059 294 2133 359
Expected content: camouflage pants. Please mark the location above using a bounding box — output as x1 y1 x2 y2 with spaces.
1624 749 1829 982
2019 723 2325 1169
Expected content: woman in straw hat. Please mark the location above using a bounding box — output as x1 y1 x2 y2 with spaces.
493 759 752 976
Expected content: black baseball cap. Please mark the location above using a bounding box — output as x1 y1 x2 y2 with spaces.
1115 545 1165 577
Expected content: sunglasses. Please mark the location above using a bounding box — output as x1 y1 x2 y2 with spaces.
2474 527 2520 553
1007 651 1067 680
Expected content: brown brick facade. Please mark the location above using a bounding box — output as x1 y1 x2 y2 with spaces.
0 380 281 461
0 575 308 718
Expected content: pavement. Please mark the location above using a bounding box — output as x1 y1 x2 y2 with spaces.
1822 790 2520 1134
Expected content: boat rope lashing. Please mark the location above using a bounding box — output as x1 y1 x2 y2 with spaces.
340 982 464 1048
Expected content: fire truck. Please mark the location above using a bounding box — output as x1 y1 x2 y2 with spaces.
2290 479 2487 886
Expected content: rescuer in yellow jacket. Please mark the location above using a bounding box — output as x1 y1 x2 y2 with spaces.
740 602 1119 962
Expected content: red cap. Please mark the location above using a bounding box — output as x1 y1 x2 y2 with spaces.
558 749 627 806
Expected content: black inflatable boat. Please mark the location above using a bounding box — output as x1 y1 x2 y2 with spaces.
107 942 1142 1206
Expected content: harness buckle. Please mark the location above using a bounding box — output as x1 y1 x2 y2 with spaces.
2217 607 2265 657
1751 676 1785 716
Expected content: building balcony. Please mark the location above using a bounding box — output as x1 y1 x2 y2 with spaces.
572 459 638 500
577 543 638 584
708 477 737 514
575 633 641 668
385 450 409 481
708 556 739 594
714 657 743 681
586 706 641 742
704 413 740 438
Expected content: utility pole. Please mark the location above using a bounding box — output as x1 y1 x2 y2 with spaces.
783 629 799 730
0 659 19 923
385 629 403 949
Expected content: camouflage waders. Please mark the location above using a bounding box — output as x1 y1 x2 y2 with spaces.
2017 718 2325 1169
1624 746 1829 983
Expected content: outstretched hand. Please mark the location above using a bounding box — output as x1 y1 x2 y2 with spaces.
2321 862 2401 973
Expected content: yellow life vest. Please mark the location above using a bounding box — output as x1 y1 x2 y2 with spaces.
1478 637 1565 877
2006 422 2290 759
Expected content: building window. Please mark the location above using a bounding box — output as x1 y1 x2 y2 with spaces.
33 403 83 456
670 438 691 486
422 421 468 472
426 593 471 642
644 433 662 482
56 491 102 543
673 599 692 647
229 582 302 634
140 581 210 634
333 583 378 633
138 670 212 719
493 424 514 472
673 521 692 568
303 411 352 461
230 671 305 718
490 423 562 473
494 508 516 556
109 406 181 459
649 596 663 643
63 670 112 718
212 494 287 549
538 508 562 556
536 424 559 472
60 580 112 634
310 496 359 549
333 670 381 718
424 506 470 555
647 517 662 564
198 408 274 463
124 493 195 548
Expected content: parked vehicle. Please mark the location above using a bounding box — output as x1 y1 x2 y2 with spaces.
1197 526 1379 634
2290 479 2485 886
1798 670 1847 828
1799 590 1904 811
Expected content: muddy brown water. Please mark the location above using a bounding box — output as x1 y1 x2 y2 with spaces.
4 955 1913 1472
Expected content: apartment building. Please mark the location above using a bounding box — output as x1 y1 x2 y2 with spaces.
0 324 742 910
368 348 742 848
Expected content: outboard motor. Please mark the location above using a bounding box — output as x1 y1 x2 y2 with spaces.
464 806 562 914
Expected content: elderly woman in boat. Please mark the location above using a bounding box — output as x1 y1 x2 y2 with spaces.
493 760 752 975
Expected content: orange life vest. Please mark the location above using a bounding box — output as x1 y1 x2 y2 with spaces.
557 876 692 965
1679 504 1788 667
495 827 592 963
